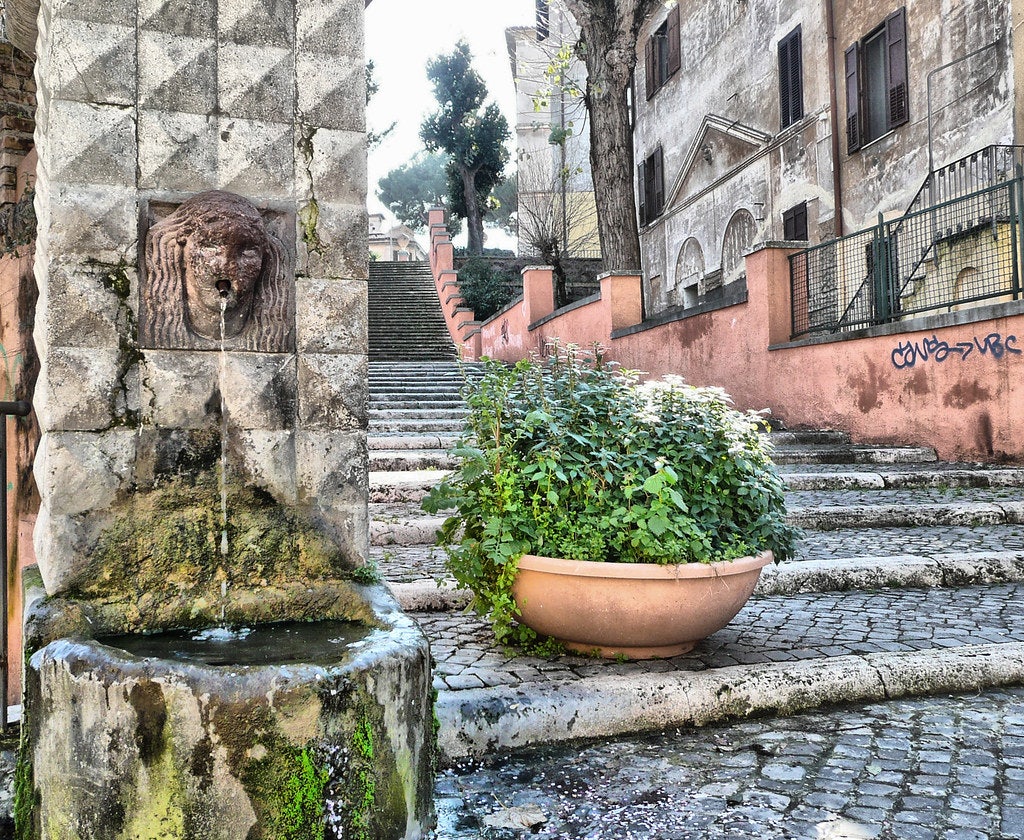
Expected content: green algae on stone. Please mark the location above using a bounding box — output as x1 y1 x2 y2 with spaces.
239 740 329 840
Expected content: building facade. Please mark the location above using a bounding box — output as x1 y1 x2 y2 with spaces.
507 0 600 261
369 212 427 261
634 0 1022 322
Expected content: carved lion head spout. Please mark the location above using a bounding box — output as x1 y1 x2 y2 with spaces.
142 190 293 351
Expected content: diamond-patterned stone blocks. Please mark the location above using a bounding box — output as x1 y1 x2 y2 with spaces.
34 0 369 591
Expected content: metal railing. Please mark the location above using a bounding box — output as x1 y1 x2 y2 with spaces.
905 145 1024 220
0 399 30 732
791 170 1024 338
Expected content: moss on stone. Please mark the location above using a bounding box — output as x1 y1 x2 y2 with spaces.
13 734 36 840
239 738 329 840
66 473 351 632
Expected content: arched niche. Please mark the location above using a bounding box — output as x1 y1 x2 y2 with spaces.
674 237 705 307
721 208 757 286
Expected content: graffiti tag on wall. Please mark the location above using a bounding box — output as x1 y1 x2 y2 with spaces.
891 332 1021 369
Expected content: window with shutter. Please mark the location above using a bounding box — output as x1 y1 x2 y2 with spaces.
645 14 679 98
653 147 665 218
783 202 808 241
638 148 665 226
778 27 803 129
667 6 681 76
845 7 909 152
885 8 908 128
637 160 647 226
845 43 861 153
645 39 655 100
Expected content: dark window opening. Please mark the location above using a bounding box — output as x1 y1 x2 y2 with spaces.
783 202 809 241
536 0 549 41
778 26 804 129
638 146 665 227
845 7 909 153
644 6 680 99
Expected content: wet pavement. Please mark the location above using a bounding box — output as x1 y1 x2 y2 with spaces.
431 688 1024 840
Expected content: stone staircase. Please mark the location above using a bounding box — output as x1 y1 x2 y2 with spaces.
366 363 1024 762
368 261 457 361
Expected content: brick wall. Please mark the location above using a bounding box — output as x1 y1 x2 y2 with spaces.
0 42 34 204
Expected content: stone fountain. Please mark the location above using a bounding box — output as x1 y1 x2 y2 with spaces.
15 0 433 837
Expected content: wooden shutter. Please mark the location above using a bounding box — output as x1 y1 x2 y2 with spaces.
885 7 909 128
845 42 861 153
653 147 665 218
667 5 681 77
645 39 655 100
778 27 803 128
638 160 647 226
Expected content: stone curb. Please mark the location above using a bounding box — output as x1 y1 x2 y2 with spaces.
389 551 1024 611
435 642 1024 762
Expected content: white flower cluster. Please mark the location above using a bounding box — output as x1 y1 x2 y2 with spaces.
634 375 772 457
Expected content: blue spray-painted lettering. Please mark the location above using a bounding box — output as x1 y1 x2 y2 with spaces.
891 332 1021 369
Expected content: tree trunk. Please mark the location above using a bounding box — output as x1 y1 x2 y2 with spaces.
564 0 660 273
461 166 484 255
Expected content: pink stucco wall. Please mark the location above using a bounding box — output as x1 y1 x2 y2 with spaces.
429 217 1023 462
609 248 1024 463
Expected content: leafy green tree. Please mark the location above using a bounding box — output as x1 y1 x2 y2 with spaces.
377 152 450 231
561 0 665 271
421 41 510 255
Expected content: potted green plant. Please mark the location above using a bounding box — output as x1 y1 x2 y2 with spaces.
423 346 797 658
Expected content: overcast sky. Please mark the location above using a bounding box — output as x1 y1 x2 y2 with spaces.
365 0 536 245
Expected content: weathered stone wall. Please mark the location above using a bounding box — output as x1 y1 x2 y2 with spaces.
31 0 370 606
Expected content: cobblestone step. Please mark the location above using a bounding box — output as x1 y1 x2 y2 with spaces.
369 419 465 435
368 407 467 420
366 497 1024 546
369 470 448 504
369 450 454 472
367 435 459 451
373 526 1024 586
783 465 1024 490
423 582 1024 759
789 501 1024 530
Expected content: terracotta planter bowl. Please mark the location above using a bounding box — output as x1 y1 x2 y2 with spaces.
511 552 773 659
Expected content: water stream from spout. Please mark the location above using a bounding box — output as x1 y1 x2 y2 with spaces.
218 299 229 620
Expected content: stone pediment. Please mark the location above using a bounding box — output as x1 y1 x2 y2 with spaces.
667 115 772 208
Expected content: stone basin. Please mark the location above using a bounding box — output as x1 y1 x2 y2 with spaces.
20 581 434 840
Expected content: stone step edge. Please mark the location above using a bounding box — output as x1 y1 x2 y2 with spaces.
368 468 1024 493
434 642 1024 761
387 552 1024 612
371 502 1024 545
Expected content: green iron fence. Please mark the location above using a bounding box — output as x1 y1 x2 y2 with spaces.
790 170 1024 338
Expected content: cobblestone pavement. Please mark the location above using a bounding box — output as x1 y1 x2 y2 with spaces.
785 487 1024 507
432 688 1024 839
797 525 1024 561
419 584 1024 692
